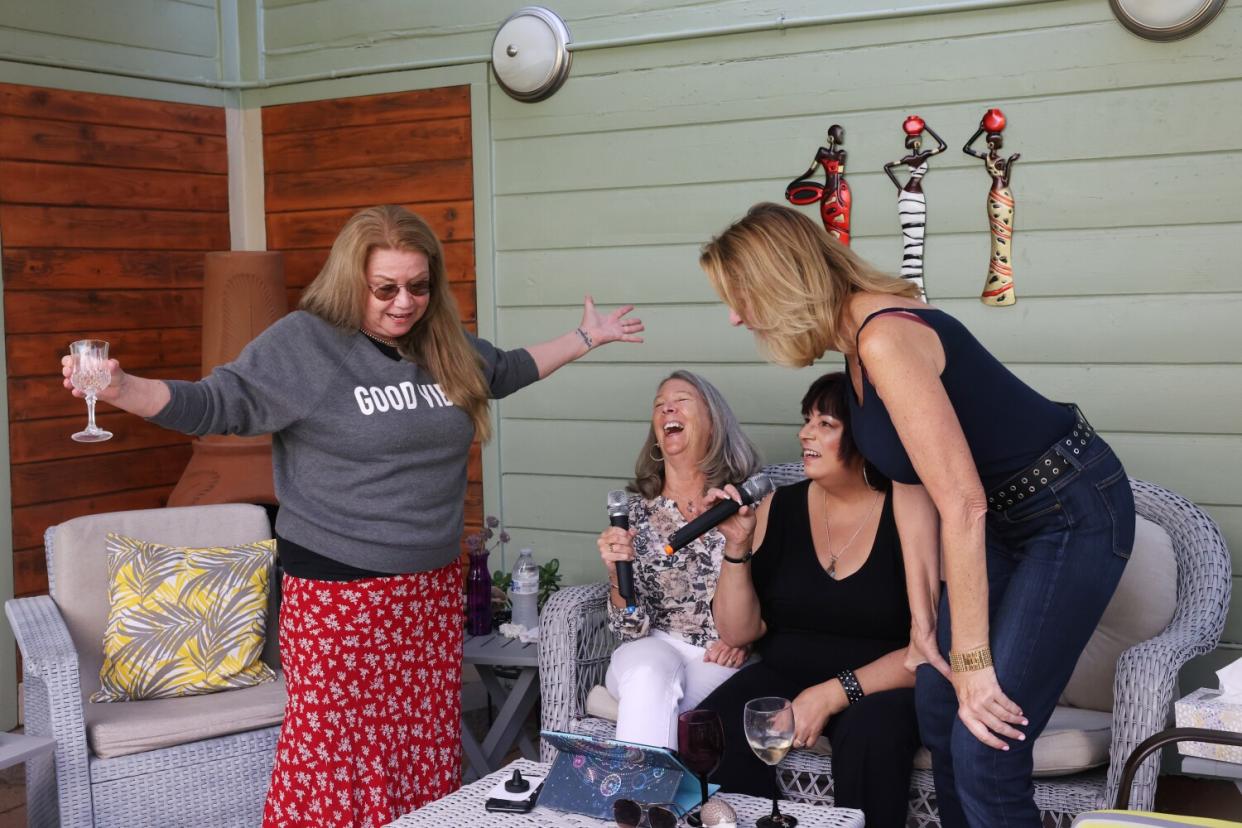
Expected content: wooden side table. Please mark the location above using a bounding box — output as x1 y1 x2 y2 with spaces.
462 633 540 780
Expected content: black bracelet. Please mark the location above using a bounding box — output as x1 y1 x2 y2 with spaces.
836 669 864 706
722 549 753 564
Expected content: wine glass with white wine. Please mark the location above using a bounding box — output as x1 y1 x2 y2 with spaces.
68 339 113 442
743 696 797 828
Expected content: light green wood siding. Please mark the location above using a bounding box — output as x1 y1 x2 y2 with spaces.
477 0 1242 683
0 0 221 84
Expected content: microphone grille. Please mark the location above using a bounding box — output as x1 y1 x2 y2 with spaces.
739 472 776 504
606 489 629 514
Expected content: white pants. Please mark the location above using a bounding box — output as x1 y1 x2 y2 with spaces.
604 630 740 749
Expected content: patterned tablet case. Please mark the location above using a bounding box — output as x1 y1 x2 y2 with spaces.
539 730 717 820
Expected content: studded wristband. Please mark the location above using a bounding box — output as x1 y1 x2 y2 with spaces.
836 669 864 706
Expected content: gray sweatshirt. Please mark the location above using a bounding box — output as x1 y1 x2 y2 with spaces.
151 310 539 573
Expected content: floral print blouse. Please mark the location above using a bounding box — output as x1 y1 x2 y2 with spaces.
607 495 726 649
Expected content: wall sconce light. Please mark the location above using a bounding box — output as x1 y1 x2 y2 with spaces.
1109 0 1226 41
491 6 572 102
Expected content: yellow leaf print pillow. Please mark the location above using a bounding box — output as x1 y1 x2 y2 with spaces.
92 534 277 703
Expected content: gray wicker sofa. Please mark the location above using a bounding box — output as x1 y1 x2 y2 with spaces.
537 474 1231 827
6 504 284 828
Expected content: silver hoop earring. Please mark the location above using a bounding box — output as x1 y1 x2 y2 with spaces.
862 464 874 490
650 444 664 463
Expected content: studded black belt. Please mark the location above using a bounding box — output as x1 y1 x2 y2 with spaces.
987 406 1096 513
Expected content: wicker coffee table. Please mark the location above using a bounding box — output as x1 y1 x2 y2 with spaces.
386 759 864 827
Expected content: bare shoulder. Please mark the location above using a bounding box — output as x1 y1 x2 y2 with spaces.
848 294 944 372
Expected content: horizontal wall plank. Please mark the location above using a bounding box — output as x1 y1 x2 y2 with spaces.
6 327 201 378
0 116 228 173
10 443 191 508
479 525 606 591
4 289 203 334
0 205 229 249
265 157 472 212
0 160 227 211
8 367 199 421
281 240 474 287
261 86 469 134
494 152 1242 251
0 28 219 84
497 420 1242 507
496 224 1242 307
14 547 49 597
0 0 217 57
1 248 206 291
495 79 1242 196
263 116 470 173
500 363 1242 436
265 201 474 248
492 7 1242 139
497 295 1242 366
10 412 190 465
0 82 223 134
11 484 177 552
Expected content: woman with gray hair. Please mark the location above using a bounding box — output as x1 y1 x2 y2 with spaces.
596 370 761 748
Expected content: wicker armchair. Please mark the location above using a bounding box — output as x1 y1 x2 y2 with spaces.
6 504 284 828
537 476 1231 827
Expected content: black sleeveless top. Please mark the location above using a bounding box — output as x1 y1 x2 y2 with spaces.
848 307 1073 488
751 480 910 687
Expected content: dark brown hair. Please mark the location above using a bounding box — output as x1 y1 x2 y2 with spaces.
800 371 887 490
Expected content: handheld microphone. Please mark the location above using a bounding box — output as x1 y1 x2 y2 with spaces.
663 472 775 555
606 489 637 610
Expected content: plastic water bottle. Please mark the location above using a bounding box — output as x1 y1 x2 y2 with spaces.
510 548 540 630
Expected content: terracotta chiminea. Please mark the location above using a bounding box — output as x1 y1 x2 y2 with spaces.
167 251 286 507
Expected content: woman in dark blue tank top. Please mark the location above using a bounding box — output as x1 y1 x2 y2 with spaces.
699 203 1134 828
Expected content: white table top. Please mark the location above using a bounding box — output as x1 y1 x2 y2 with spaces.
386 759 864 827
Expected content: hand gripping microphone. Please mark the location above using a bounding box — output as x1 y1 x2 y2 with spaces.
606 489 637 610
663 472 775 555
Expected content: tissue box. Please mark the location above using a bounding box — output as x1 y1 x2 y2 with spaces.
1174 687 1242 763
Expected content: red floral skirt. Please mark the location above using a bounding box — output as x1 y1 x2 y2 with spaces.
262 563 463 828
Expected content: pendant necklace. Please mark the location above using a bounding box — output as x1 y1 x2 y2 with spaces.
824 489 882 580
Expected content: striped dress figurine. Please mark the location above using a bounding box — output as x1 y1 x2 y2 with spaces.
785 124 853 245
964 108 1021 306
883 115 946 300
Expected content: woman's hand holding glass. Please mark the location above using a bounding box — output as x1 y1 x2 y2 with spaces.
63 340 120 442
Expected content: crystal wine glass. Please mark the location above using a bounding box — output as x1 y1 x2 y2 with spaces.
68 339 113 443
678 709 725 827
743 697 797 828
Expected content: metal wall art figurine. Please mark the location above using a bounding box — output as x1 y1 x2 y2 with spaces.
785 124 852 245
964 108 1020 306
884 115 946 300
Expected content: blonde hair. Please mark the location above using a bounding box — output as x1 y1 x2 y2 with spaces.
700 202 920 367
630 371 761 500
300 205 493 441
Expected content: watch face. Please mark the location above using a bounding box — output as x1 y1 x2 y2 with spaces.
1109 0 1226 41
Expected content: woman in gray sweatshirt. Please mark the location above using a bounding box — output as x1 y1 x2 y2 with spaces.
62 205 644 827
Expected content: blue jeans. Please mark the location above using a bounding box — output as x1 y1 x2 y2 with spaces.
915 434 1135 828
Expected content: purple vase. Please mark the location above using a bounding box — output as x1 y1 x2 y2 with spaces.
466 550 493 635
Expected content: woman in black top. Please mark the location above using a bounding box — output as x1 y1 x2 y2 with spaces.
699 203 1133 828
701 372 920 827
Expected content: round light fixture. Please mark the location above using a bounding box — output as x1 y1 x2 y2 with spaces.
1109 0 1226 41
491 6 572 102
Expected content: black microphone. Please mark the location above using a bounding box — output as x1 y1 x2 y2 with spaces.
663 472 775 555
607 489 637 610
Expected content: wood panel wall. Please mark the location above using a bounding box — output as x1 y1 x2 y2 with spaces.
0 83 230 597
260 85 483 545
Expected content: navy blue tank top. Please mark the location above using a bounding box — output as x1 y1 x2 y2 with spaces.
847 307 1073 488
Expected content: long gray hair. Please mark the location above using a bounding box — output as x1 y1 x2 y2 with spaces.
630 370 762 499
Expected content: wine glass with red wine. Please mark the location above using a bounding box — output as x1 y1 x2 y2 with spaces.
678 709 725 826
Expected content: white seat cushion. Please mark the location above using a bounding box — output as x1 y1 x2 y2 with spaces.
85 670 286 759
586 687 1110 777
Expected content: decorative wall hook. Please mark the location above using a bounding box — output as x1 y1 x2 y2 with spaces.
785 124 852 245
883 115 946 300
964 109 1020 307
